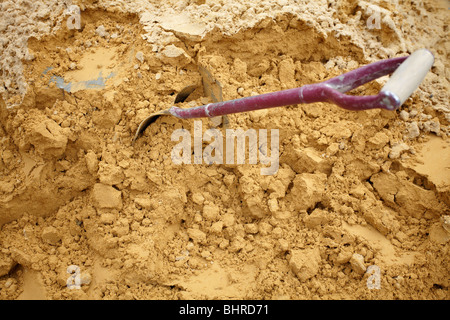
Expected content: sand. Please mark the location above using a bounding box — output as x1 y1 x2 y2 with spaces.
0 0 449 300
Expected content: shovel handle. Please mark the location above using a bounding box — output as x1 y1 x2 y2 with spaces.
380 49 434 106
166 49 434 118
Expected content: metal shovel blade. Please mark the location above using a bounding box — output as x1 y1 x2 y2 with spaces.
132 109 172 144
174 84 198 104
133 66 226 144
132 84 198 145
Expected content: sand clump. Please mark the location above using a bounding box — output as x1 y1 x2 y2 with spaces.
0 0 449 300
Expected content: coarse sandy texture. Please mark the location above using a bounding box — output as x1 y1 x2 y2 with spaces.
0 0 449 300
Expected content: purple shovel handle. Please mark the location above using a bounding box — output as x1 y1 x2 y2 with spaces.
167 56 408 119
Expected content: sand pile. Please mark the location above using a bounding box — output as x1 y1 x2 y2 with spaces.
0 0 449 300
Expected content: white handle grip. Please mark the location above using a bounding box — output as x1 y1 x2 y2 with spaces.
381 49 434 106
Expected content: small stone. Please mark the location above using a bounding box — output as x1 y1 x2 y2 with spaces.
95 25 109 38
304 209 328 228
290 173 327 211
326 143 339 155
222 213 235 227
368 132 390 148
399 110 409 121
335 250 352 264
100 213 115 225
278 239 289 251
423 118 440 134
162 45 184 58
135 51 145 63
389 142 410 159
349 253 366 275
284 147 331 174
289 248 321 281
203 204 220 221
244 223 258 234
187 228 206 244
158 45 191 67
91 183 122 209
229 236 246 252
219 239 229 249
134 197 152 209
98 164 124 186
210 221 223 233
85 151 98 175
41 226 61 245
267 198 279 213
192 193 204 205
200 250 211 259
28 118 68 158
406 121 420 139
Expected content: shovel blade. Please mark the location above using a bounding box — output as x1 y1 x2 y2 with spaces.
132 109 172 144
